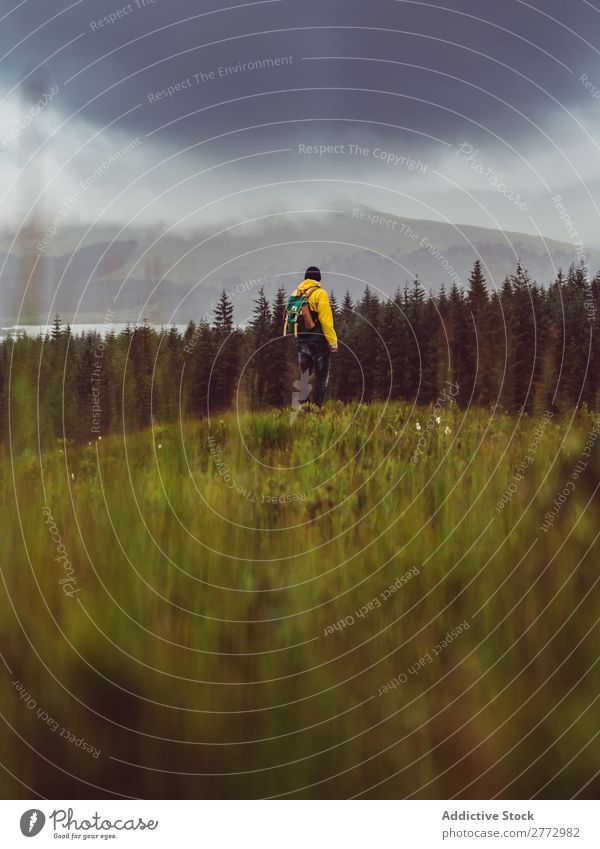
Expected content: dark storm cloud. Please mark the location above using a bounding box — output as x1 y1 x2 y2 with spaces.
3 0 600 158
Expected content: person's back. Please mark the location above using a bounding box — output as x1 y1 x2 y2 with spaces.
284 266 337 408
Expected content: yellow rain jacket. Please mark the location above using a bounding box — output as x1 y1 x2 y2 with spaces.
291 279 338 349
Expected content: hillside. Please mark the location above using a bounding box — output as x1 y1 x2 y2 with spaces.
1 209 597 324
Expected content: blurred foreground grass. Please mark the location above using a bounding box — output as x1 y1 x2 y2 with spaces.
1 402 599 798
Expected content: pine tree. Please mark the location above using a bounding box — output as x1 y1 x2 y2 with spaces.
447 283 468 404
434 284 452 394
465 259 490 404
184 320 197 347
250 287 271 335
211 291 239 411
354 286 382 401
130 320 155 430
466 260 488 320
76 332 99 437
332 292 357 401
377 293 407 399
265 285 292 407
588 271 600 407
101 329 118 433
41 313 73 439
405 278 430 402
509 263 536 412
329 291 339 322
188 320 215 417
213 290 234 334
51 313 62 340
156 325 183 422
248 287 272 408
341 291 354 320
560 262 593 408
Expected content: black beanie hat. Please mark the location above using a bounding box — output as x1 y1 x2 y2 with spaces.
305 266 321 282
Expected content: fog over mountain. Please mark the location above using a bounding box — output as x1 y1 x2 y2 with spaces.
2 208 597 325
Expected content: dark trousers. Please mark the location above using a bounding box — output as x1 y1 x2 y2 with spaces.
297 341 330 407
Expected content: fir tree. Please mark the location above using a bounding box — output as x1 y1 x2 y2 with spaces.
248 287 272 408
465 260 490 404
51 313 62 340
213 290 234 334
509 263 536 412
266 285 292 407
341 291 354 320
210 292 239 411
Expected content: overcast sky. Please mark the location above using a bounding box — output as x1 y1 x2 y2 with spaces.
2 0 600 247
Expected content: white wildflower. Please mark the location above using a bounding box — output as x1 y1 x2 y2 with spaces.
416 422 422 431
435 416 441 425
71 473 75 480
444 426 451 435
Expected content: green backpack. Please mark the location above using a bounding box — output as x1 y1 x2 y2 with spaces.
283 286 319 336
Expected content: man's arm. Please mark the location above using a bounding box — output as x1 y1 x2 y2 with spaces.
315 289 338 350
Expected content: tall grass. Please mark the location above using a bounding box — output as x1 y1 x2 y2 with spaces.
1 402 599 798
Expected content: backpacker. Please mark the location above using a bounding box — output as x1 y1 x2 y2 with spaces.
283 286 319 336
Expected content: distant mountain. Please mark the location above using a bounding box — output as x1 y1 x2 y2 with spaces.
1 209 597 324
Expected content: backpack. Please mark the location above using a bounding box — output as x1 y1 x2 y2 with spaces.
283 286 319 336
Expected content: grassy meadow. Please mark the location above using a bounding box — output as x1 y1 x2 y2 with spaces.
1 401 599 798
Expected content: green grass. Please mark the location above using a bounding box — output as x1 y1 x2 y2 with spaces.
1 402 599 798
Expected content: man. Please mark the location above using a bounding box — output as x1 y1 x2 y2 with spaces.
287 266 338 408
